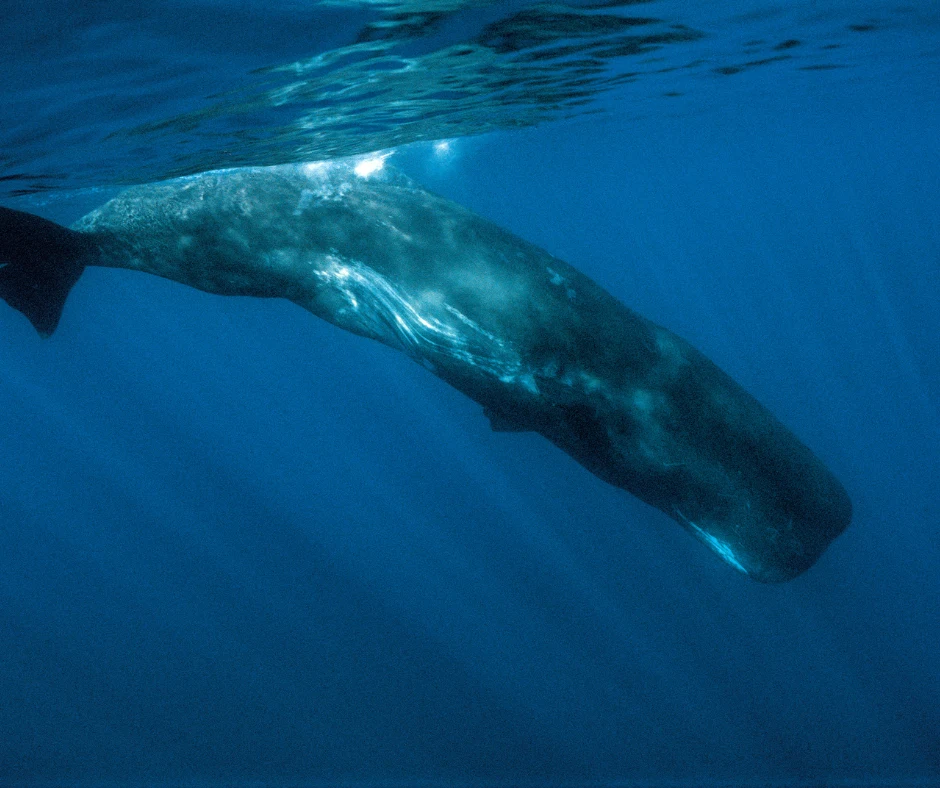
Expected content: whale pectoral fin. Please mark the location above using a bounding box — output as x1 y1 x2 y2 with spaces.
0 207 94 337
484 406 536 433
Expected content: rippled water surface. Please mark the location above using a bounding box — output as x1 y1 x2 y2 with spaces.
3 0 937 194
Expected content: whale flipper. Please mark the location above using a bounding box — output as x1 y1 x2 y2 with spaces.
484 406 539 433
0 207 93 337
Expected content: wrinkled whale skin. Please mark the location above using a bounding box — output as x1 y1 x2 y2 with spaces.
5 160 852 581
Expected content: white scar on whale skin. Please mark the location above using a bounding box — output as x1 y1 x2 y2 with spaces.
311 254 534 389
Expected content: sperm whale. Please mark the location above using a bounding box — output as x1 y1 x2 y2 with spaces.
0 157 851 581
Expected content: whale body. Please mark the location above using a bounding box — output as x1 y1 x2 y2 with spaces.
0 158 851 581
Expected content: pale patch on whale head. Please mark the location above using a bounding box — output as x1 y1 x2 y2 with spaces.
632 388 655 414
654 327 688 377
545 267 577 301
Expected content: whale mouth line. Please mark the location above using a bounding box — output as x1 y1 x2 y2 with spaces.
675 507 750 575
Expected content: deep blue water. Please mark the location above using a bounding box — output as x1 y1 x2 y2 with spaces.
1 1 939 785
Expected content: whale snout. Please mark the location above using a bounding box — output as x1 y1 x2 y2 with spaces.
726 480 852 583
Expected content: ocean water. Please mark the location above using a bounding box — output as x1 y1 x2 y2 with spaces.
1 0 938 785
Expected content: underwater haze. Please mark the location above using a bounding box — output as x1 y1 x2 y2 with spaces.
1 0 939 785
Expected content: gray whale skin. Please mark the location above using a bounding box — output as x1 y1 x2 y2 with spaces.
0 157 850 582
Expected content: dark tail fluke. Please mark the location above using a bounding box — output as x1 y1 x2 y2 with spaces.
0 206 93 337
